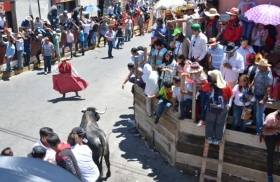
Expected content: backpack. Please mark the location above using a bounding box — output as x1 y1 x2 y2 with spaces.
208 84 225 114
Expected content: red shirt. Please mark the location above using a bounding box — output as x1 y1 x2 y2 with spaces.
223 18 243 43
58 62 72 74
203 82 233 101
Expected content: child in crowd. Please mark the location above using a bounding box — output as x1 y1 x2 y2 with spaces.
176 54 191 80
179 79 194 120
187 62 208 126
270 60 280 101
228 75 255 132
160 51 177 86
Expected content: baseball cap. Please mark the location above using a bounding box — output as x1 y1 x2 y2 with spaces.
172 28 182 36
72 127 86 136
32 146 46 158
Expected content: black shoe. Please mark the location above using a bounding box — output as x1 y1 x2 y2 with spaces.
154 117 159 124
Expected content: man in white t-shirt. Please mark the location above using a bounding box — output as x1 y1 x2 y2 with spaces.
81 19 91 49
125 16 133 42
68 130 100 182
179 81 193 120
131 47 145 68
30 127 56 161
172 76 182 112
108 2 115 17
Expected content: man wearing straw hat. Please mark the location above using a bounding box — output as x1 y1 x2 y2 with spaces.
207 37 224 70
220 42 244 89
189 23 208 65
203 8 222 41
11 33 24 69
251 58 272 135
105 25 115 59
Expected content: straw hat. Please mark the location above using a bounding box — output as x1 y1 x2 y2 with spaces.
185 3 196 10
174 9 184 17
255 58 271 67
187 62 203 73
165 10 172 15
207 37 220 46
205 8 220 17
26 16 33 21
226 7 239 16
208 70 227 88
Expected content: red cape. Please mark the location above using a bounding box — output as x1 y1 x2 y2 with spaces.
53 73 89 94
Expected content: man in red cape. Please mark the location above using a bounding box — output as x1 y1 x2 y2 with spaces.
53 58 88 99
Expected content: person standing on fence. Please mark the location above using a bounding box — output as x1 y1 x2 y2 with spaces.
125 16 133 42
42 37 55 75
62 29 74 59
11 33 24 69
97 19 108 47
52 31 61 63
105 25 115 59
1 38 15 72
262 110 280 182
74 26 85 56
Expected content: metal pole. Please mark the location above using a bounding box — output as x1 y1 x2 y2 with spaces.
134 56 139 83
37 0 41 18
144 47 147 63
179 74 185 117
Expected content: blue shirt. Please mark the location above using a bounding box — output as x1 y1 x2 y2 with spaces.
117 5 122 14
79 30 84 41
253 70 273 96
23 35 32 48
207 44 225 69
2 40 15 58
152 48 167 65
151 23 167 42
21 20 31 28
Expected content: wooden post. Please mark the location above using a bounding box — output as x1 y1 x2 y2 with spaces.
144 47 148 63
192 82 197 121
134 56 139 83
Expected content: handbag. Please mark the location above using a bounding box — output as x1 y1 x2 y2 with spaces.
241 106 252 120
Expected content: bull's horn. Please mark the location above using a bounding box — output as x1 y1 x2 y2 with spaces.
96 108 107 114
81 106 86 112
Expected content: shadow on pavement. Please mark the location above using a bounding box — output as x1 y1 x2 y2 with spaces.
111 113 188 182
0 127 38 143
48 96 85 103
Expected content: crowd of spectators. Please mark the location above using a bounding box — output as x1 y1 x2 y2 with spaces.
122 1 280 181
0 1 151 74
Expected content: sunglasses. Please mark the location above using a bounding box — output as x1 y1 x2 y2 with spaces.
193 41 196 47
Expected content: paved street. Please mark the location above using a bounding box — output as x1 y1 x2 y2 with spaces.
0 35 197 182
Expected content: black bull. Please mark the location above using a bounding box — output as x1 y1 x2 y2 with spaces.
80 107 111 178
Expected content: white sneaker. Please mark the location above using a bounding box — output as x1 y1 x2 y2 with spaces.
44 72 47 75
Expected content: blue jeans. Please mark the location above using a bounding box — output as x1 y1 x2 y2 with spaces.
129 77 145 88
17 50 24 68
24 47 31 66
254 95 266 133
44 56 52 72
91 32 97 46
232 104 248 132
5 57 12 72
241 21 254 40
199 90 209 121
179 99 192 118
54 46 61 62
84 33 89 48
75 40 84 55
125 29 131 41
156 98 172 118
62 42 73 58
108 41 113 57
116 37 124 49
35 28 46 36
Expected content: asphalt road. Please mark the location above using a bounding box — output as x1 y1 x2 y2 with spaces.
0 34 198 182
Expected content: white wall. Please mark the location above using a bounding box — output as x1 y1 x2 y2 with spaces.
38 0 51 21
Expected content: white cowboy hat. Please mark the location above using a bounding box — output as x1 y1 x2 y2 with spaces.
205 8 220 17
226 7 239 16
223 42 238 53
26 16 33 21
187 62 203 73
255 58 271 67
208 70 227 89
207 37 220 46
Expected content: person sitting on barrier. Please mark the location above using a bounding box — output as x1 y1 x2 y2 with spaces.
204 70 233 145
179 80 194 120
122 63 145 89
262 110 280 182
142 64 159 117
147 81 174 124
172 76 182 113
34 17 46 36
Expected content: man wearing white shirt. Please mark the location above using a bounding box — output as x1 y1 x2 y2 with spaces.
62 29 74 59
68 131 100 182
236 36 255 67
32 127 56 161
189 23 208 65
81 19 91 49
108 3 115 17
220 42 245 89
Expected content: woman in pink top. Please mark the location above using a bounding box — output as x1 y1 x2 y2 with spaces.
176 54 191 81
